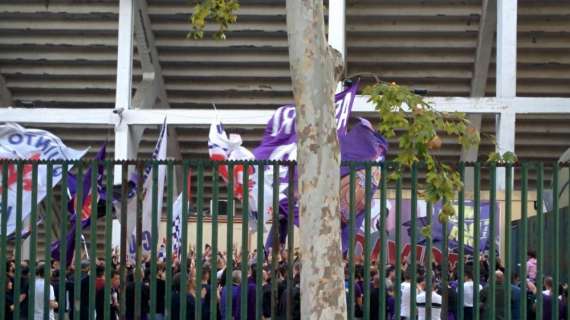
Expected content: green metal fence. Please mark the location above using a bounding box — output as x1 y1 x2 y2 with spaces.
0 160 568 320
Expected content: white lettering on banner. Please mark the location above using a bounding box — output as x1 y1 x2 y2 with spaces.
271 106 296 137
336 92 353 131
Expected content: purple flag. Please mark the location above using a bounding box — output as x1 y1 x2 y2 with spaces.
51 144 106 265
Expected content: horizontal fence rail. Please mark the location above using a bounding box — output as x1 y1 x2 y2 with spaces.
0 160 568 320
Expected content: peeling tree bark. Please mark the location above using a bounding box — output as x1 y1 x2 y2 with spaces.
286 0 347 319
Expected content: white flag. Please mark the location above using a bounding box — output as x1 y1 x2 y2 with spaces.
124 120 167 262
0 123 87 236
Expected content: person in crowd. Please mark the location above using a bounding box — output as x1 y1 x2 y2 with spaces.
400 267 413 319
416 275 442 320
480 270 510 319
33 262 58 320
511 273 522 320
527 251 538 283
220 270 241 319
463 268 482 320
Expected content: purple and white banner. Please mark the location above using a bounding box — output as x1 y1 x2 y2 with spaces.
0 123 87 236
251 83 360 230
355 199 500 269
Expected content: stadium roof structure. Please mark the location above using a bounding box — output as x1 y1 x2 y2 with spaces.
0 0 569 190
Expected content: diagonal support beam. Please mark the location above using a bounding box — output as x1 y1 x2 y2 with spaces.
462 0 497 190
131 0 184 193
0 74 13 107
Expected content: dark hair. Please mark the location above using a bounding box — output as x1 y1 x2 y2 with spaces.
528 250 537 259
96 265 105 277
36 262 47 278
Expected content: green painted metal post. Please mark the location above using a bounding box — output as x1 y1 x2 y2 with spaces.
520 163 528 320
73 163 84 320
119 163 128 320
134 163 144 320
88 161 98 320
180 161 190 320
210 164 219 320
0 163 7 320
13 163 23 319
536 163 544 320
43 163 54 320
103 161 113 320
410 164 418 319
28 163 39 319
473 163 481 320
225 164 234 320
150 162 159 320
394 172 402 319
286 163 294 320
240 163 250 320
348 165 356 320
425 201 433 320
504 164 513 320
255 163 264 320
363 163 372 320
378 163 387 320
271 163 279 319
195 162 204 320
552 163 560 320
165 162 174 319
457 163 465 320
489 164 497 320
58 163 69 320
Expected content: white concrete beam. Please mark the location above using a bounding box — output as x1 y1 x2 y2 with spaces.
114 0 135 181
327 0 346 60
463 0 497 189
496 0 518 190
0 74 13 107
2 97 570 125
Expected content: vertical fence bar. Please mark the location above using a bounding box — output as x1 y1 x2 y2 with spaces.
363 163 372 320
13 162 23 319
88 161 98 320
441 213 449 320
73 163 84 320
457 163 465 320
271 163 279 319
348 165 356 320
473 162 481 320
410 164 418 319
489 164 497 319
425 202 433 320
28 163 39 319
566 166 570 320
119 163 128 319
225 164 234 320
240 163 250 320
520 163 528 320
504 164 513 320
134 163 144 320
103 161 113 320
149 162 159 320
210 164 219 320
43 163 54 320
0 163 7 320
286 163 294 320
165 162 174 319
58 163 69 320
195 162 204 320
536 163 544 320
394 172 402 319
255 163 264 320
557 167 570 319
552 163 560 320
379 162 387 320
180 161 190 320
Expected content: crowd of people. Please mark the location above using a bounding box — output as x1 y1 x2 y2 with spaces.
3 247 569 319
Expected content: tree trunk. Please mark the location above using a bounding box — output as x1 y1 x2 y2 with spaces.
285 1 347 319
